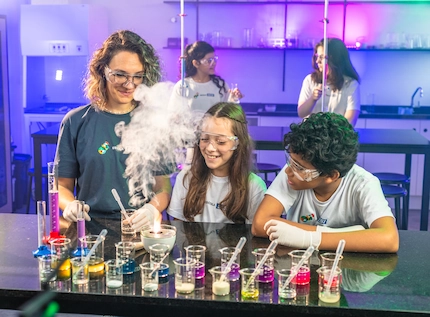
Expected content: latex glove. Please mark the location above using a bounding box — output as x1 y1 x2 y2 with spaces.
129 204 161 231
264 219 321 250
316 224 366 233
63 200 91 222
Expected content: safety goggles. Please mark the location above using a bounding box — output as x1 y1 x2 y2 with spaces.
199 131 238 151
105 66 145 87
284 149 321 182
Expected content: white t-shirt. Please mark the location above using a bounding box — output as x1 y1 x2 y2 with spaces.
168 170 267 224
170 78 234 113
298 74 360 115
266 164 394 228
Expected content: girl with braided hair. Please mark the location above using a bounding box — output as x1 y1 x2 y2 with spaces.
168 102 266 224
56 30 171 228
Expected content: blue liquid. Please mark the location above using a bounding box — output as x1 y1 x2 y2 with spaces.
158 263 169 278
122 259 136 275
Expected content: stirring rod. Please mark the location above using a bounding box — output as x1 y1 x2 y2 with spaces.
75 229 108 276
325 239 346 291
281 245 315 290
149 251 170 276
245 239 278 290
220 237 247 282
111 189 131 221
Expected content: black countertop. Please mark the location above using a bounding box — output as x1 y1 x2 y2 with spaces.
1 214 429 317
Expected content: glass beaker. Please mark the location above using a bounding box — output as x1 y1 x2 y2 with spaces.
81 234 105 277
219 246 241 281
209 266 231 296
252 247 275 283
115 241 136 275
317 266 342 303
173 257 196 294
289 249 311 285
184 245 206 279
50 237 71 280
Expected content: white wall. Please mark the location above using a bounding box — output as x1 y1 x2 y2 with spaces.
1 0 430 153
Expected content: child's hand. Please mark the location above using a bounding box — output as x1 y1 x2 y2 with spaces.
264 219 321 249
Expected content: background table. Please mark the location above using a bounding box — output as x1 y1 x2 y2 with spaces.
0 214 429 317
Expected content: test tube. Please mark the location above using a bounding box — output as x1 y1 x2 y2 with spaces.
48 162 60 237
37 201 47 248
32 201 51 257
73 201 88 257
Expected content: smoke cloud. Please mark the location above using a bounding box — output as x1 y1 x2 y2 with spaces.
115 82 201 208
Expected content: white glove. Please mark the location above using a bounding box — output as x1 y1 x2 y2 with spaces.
129 204 161 231
264 219 321 250
316 225 366 232
62 200 91 222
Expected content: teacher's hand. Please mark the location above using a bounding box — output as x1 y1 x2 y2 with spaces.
63 200 91 222
130 204 161 231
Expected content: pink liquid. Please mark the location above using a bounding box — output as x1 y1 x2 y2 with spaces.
77 219 86 248
292 266 310 285
49 191 59 234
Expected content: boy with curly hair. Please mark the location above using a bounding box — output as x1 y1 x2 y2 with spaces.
252 112 399 253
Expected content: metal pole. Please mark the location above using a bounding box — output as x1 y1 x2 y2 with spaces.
321 0 329 112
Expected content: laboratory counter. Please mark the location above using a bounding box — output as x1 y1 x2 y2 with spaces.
0 214 429 317
242 103 430 120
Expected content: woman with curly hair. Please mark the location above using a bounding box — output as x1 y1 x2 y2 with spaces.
170 41 243 113
298 38 361 127
168 102 266 224
252 112 399 253
56 30 171 229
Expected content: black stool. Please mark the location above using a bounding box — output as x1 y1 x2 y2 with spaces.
374 172 410 229
381 184 407 230
26 167 49 214
255 163 282 183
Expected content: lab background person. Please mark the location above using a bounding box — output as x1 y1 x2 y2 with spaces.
167 102 266 224
55 30 171 231
252 112 399 253
169 41 243 114
298 38 361 127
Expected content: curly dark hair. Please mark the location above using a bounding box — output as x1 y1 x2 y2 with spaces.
183 41 227 98
311 38 360 92
284 112 358 177
84 30 162 109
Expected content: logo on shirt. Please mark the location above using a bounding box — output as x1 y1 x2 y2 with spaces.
193 92 199 99
300 213 315 223
205 201 221 209
207 93 215 97
316 218 328 225
98 141 110 154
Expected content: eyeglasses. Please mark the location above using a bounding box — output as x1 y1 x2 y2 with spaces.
199 56 219 66
314 54 327 62
284 149 321 182
199 131 238 151
104 66 145 87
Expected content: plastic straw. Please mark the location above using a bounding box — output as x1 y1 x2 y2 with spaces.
245 239 278 290
220 237 247 281
75 229 108 275
111 189 131 221
281 245 315 290
326 239 346 290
